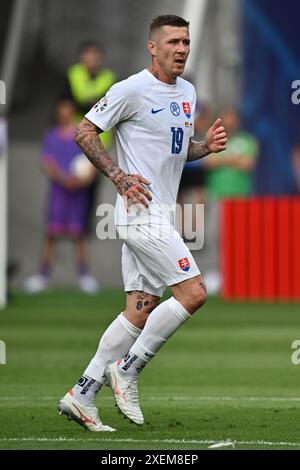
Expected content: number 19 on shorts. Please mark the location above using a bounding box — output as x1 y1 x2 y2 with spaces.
171 127 184 155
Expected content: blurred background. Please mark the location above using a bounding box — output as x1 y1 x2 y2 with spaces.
1 0 300 304
2 2 300 451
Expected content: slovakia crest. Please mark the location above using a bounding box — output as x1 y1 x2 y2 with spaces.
179 258 190 272
94 97 108 112
182 102 191 119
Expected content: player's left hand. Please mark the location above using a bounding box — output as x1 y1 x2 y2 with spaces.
205 118 227 153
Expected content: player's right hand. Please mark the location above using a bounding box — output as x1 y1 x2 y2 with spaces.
115 173 152 210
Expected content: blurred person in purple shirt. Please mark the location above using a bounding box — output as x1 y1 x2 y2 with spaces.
23 99 99 294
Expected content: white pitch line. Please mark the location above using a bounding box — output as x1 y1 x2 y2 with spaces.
1 396 300 402
0 437 300 448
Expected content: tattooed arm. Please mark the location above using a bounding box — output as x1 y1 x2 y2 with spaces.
75 118 152 208
187 140 211 162
187 118 228 162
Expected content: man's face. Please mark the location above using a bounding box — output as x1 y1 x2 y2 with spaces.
80 47 102 74
148 26 190 78
56 102 75 127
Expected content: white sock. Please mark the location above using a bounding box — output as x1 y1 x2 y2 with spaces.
85 313 141 381
71 376 102 406
72 313 141 405
118 297 191 379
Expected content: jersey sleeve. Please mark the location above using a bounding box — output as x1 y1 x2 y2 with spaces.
85 79 137 132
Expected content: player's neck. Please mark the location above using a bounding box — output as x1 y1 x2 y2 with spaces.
148 65 177 85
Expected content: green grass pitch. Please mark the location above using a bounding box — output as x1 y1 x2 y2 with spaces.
0 290 300 450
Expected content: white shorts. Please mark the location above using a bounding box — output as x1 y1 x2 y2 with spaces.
117 224 201 297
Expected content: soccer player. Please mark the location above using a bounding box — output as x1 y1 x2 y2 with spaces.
58 15 227 431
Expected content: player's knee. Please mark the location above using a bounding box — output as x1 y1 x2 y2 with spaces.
185 285 207 314
191 292 207 313
197 289 207 309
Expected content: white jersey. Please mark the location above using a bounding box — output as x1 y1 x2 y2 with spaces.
85 69 196 226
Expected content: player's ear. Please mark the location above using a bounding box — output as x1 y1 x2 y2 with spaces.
147 40 157 57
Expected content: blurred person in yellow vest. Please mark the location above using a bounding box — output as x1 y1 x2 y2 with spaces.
63 41 117 151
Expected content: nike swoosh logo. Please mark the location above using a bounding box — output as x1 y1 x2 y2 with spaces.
151 108 165 114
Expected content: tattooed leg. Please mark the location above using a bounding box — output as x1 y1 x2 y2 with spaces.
124 291 161 329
